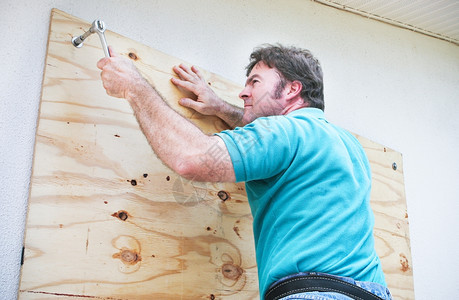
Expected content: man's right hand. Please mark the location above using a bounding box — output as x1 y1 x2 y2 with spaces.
171 64 224 117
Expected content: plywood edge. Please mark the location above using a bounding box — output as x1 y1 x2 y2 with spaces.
19 7 65 288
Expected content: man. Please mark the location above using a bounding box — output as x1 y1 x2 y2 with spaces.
97 44 392 299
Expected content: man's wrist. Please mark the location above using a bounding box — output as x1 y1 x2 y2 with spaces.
216 101 231 119
216 101 244 128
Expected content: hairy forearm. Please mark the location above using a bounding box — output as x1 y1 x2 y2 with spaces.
126 80 235 182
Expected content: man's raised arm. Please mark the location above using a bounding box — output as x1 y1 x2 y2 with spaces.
97 47 235 182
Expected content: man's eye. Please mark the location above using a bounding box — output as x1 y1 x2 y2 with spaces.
252 80 259 84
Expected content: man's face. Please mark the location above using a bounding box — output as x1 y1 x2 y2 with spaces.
239 62 288 125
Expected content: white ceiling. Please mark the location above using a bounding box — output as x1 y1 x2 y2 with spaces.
313 0 459 46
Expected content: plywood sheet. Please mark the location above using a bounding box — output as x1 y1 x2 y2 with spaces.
19 9 413 300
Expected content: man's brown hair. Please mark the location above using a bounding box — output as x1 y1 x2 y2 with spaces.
246 44 324 111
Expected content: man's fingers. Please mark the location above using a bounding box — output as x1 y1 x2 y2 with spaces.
173 64 203 82
179 98 200 110
97 57 110 70
173 65 193 81
171 77 196 93
190 66 204 80
108 46 119 57
97 46 123 70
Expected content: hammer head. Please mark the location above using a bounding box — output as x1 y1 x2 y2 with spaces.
72 19 110 58
72 19 106 48
90 19 106 34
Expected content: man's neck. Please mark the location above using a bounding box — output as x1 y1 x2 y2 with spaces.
281 102 309 116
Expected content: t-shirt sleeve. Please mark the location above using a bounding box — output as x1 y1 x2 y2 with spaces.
215 116 294 182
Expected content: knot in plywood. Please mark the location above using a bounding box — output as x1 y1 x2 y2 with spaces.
112 248 142 267
128 52 138 60
112 210 129 221
221 263 243 280
217 190 230 201
111 235 142 273
120 249 141 264
399 253 410 272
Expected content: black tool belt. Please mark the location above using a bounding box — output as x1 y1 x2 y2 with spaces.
265 274 384 300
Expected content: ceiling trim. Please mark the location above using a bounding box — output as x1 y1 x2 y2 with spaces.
312 0 459 46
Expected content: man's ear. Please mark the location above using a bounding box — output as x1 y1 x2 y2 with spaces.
286 80 303 100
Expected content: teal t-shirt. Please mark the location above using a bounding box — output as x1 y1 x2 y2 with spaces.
216 108 386 297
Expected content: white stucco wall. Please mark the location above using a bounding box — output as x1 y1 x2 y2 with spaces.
1 0 458 299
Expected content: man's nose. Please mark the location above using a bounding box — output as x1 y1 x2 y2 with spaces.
239 86 250 100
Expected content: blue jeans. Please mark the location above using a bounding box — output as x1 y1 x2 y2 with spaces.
268 272 393 300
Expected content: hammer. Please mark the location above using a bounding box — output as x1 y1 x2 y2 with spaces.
72 19 110 57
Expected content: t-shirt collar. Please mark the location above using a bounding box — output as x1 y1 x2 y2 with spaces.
288 107 326 120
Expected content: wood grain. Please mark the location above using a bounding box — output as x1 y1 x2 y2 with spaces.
19 9 413 299
356 136 414 299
